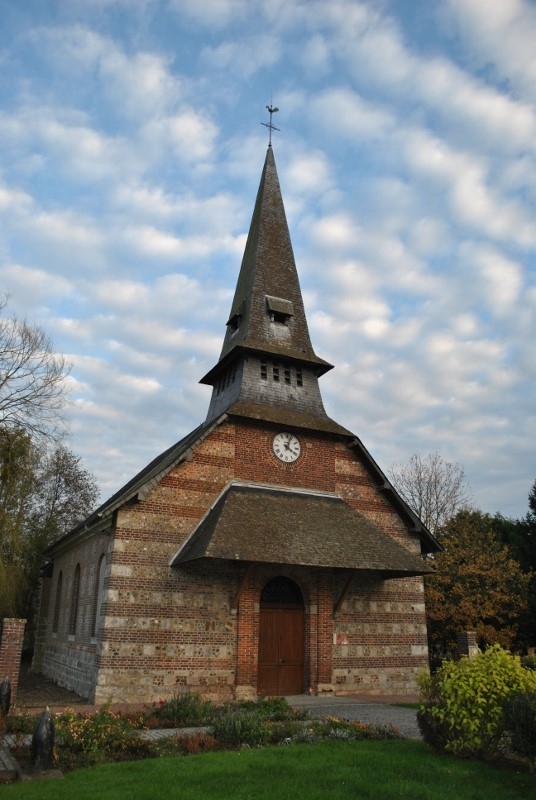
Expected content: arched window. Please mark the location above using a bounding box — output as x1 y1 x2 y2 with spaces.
69 564 81 636
91 554 107 637
52 571 63 633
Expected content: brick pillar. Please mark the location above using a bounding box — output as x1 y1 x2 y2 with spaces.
0 618 26 705
457 631 478 659
235 582 258 700
316 573 333 693
307 597 318 695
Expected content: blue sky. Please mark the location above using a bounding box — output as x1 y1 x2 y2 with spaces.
0 0 534 518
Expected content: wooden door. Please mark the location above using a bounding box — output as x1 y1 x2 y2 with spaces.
258 607 305 695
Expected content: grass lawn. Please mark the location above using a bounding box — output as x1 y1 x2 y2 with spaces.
3 740 534 800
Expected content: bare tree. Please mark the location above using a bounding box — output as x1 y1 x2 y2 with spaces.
0 296 72 440
388 451 472 534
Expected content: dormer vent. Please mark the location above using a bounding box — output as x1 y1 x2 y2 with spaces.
226 301 245 332
266 295 293 324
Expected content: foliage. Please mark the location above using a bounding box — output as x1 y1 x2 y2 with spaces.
54 705 140 767
5 712 35 734
0 296 71 442
495 479 536 649
0 428 99 628
0 428 38 616
418 645 536 760
211 707 272 747
388 451 472 534
502 691 536 772
151 692 214 726
425 509 530 655
8 697 404 772
306 716 402 742
230 695 306 721
208 695 311 746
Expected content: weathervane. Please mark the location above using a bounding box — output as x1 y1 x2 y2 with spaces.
261 104 280 146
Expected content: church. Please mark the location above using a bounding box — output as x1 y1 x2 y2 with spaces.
32 142 440 704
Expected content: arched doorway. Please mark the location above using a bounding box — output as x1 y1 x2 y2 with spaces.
257 576 305 696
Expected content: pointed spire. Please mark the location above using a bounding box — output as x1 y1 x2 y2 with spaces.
201 147 341 431
216 147 331 372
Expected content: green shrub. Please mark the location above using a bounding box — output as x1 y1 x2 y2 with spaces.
233 695 307 721
6 712 35 734
418 645 536 760
521 654 536 671
153 692 214 726
502 691 536 772
211 708 271 747
267 719 305 743
313 717 402 742
54 705 139 766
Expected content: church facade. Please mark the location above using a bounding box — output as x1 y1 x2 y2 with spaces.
32 146 439 704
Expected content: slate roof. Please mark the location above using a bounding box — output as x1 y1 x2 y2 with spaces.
200 146 332 387
171 483 434 576
226 401 353 437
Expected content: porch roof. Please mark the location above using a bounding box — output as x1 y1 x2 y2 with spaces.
171 483 433 577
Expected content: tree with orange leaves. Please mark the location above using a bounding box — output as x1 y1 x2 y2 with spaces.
426 509 529 659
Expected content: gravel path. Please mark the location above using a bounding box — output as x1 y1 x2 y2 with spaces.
287 695 421 739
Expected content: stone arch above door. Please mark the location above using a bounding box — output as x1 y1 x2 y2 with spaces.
260 575 304 606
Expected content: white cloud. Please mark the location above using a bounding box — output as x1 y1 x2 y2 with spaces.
141 110 218 163
170 0 251 29
31 208 106 259
28 25 183 121
408 217 452 258
415 56 536 152
309 87 394 141
281 151 333 197
0 264 73 305
401 128 536 246
443 0 536 104
299 33 331 75
309 213 359 251
0 184 34 213
201 34 282 77
323 2 536 155
460 244 523 318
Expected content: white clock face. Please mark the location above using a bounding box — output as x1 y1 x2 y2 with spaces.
272 432 301 463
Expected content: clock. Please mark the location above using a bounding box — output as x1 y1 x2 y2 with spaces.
272 432 301 463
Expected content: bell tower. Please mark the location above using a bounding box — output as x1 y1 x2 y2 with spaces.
201 146 343 434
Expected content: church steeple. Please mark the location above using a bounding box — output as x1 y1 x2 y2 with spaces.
201 147 344 433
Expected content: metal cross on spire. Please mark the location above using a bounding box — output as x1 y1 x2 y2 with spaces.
261 104 280 146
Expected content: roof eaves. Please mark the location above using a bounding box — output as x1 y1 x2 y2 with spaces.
171 483 434 575
348 436 442 554
46 415 228 555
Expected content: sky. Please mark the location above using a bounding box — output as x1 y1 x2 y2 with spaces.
0 0 535 519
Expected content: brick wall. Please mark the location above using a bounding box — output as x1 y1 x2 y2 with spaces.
39 415 430 703
34 531 110 700
0 618 26 704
